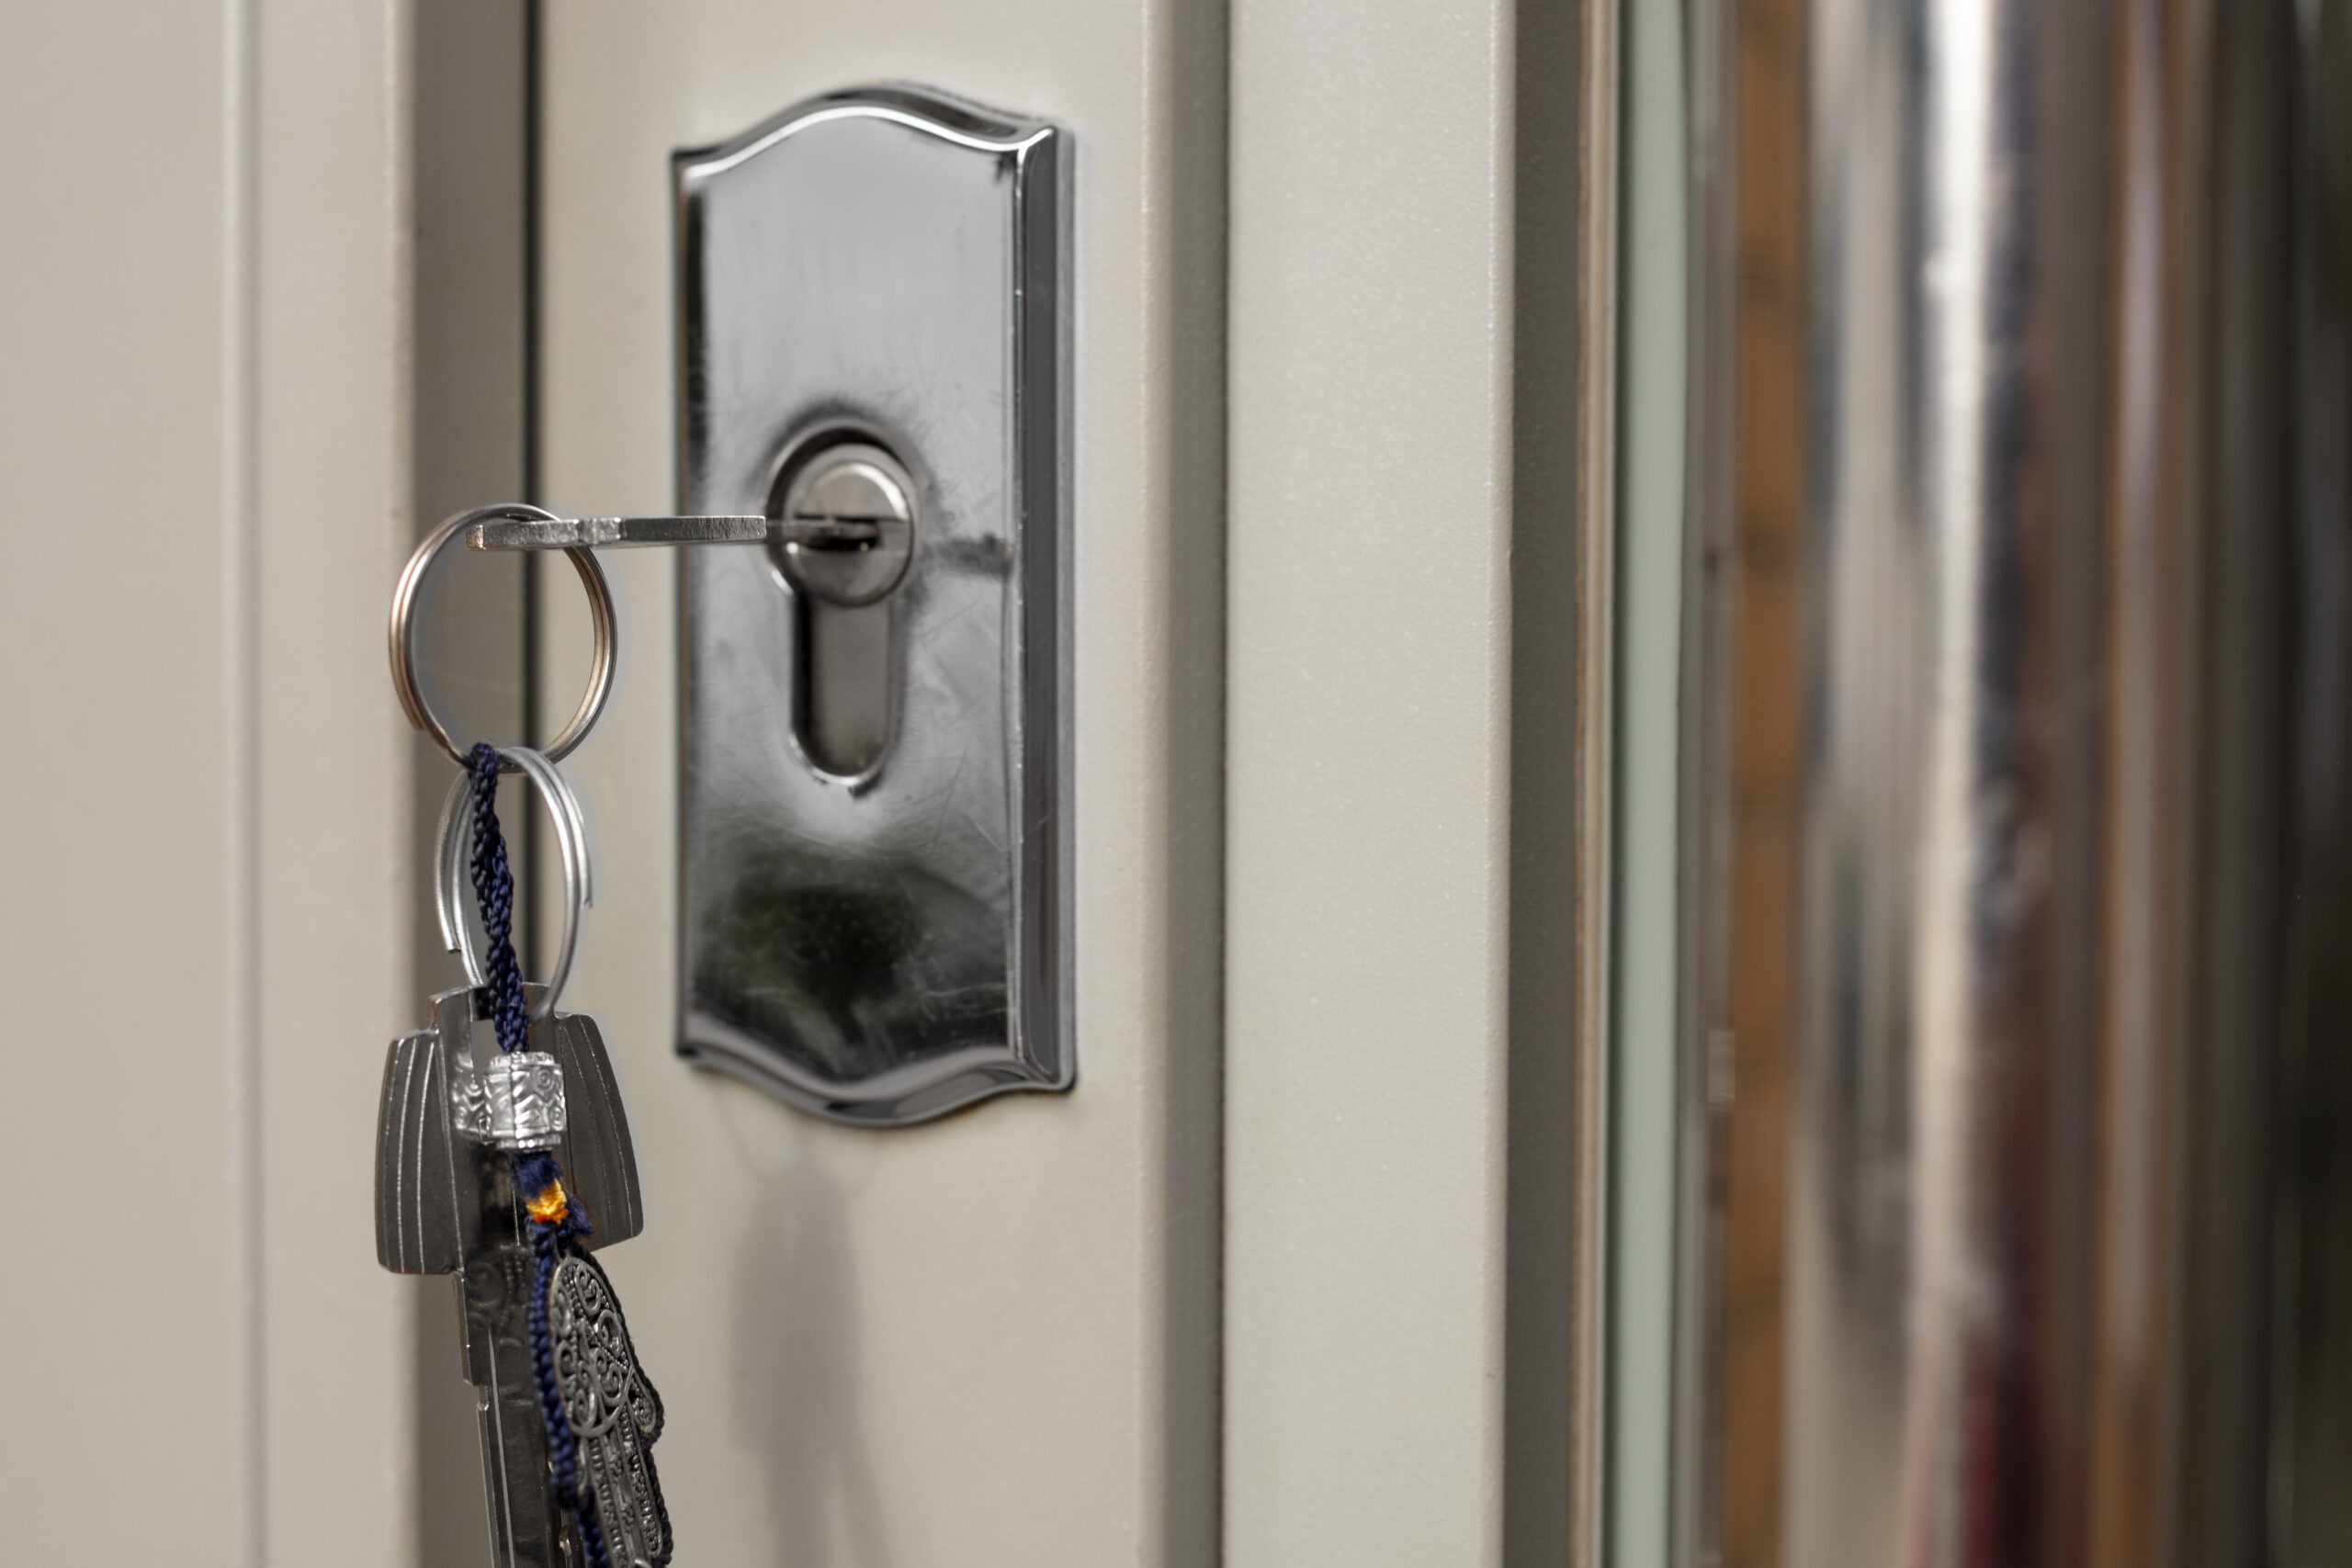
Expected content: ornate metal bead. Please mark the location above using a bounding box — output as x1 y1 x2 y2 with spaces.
453 1050 568 1151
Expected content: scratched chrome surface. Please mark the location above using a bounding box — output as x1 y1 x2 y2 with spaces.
1672 0 2330 1562
673 86 1069 1124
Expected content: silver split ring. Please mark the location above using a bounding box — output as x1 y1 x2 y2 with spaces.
390 503 616 768
434 745 598 1021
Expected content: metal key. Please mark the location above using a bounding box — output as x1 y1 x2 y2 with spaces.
376 983 644 1568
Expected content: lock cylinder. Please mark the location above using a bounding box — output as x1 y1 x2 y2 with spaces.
765 434 919 780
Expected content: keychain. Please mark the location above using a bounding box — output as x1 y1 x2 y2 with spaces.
377 508 673 1568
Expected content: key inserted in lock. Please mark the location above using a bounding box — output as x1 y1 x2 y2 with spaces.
662 84 1069 1125
469 87 1070 1124
765 434 917 780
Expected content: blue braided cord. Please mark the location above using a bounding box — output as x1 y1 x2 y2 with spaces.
529 1233 585 1506
466 744 608 1568
514 1150 562 1201
576 1491 614 1568
516 1149 594 1241
466 742 532 1056
529 1212 608 1568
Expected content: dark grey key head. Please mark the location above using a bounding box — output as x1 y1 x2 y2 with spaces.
376 987 644 1273
541 1007 645 1247
376 1025 462 1273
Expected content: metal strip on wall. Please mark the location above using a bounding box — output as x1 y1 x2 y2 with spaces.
1672 0 2346 1562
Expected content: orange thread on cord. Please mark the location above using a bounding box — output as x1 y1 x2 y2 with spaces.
526 1181 571 1225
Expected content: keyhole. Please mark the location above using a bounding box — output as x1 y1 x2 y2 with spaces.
765 437 918 780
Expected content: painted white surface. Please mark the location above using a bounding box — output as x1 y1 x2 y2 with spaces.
0 1 415 1562
535 4 1223 1562
253 4 420 1562
1224 2 1518 1562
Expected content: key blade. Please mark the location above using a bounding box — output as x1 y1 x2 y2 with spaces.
469 514 770 550
471 1319 569 1568
461 1232 570 1566
470 512 887 553
780 513 888 547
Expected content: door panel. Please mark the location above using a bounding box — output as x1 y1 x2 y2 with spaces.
529 4 1224 1562
1225 3 1611 1562
1224 2 1521 1562
0 1 1623 1562
0 2 419 1561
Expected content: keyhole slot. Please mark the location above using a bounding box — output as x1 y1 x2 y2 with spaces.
764 434 918 781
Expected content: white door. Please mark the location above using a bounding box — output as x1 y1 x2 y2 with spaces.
0 0 1617 1563
511 2 1616 1563
0 4 419 1562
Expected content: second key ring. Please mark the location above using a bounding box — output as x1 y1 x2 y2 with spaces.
435 745 598 1021
390 503 617 768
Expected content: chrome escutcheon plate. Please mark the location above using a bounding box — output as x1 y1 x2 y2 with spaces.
673 85 1070 1125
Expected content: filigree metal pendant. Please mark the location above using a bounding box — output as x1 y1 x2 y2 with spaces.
549 1253 672 1568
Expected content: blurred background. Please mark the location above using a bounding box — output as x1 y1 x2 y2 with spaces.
1657 4 2352 1564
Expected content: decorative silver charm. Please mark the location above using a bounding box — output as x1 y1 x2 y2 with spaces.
551 1253 672 1568
454 1051 569 1151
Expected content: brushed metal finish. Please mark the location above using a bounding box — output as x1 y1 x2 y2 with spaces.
473 513 770 549
673 85 1070 1124
466 513 887 550
377 1023 461 1277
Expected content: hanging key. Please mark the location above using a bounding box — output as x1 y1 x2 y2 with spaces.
369 729 671 1568
377 985 648 1568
